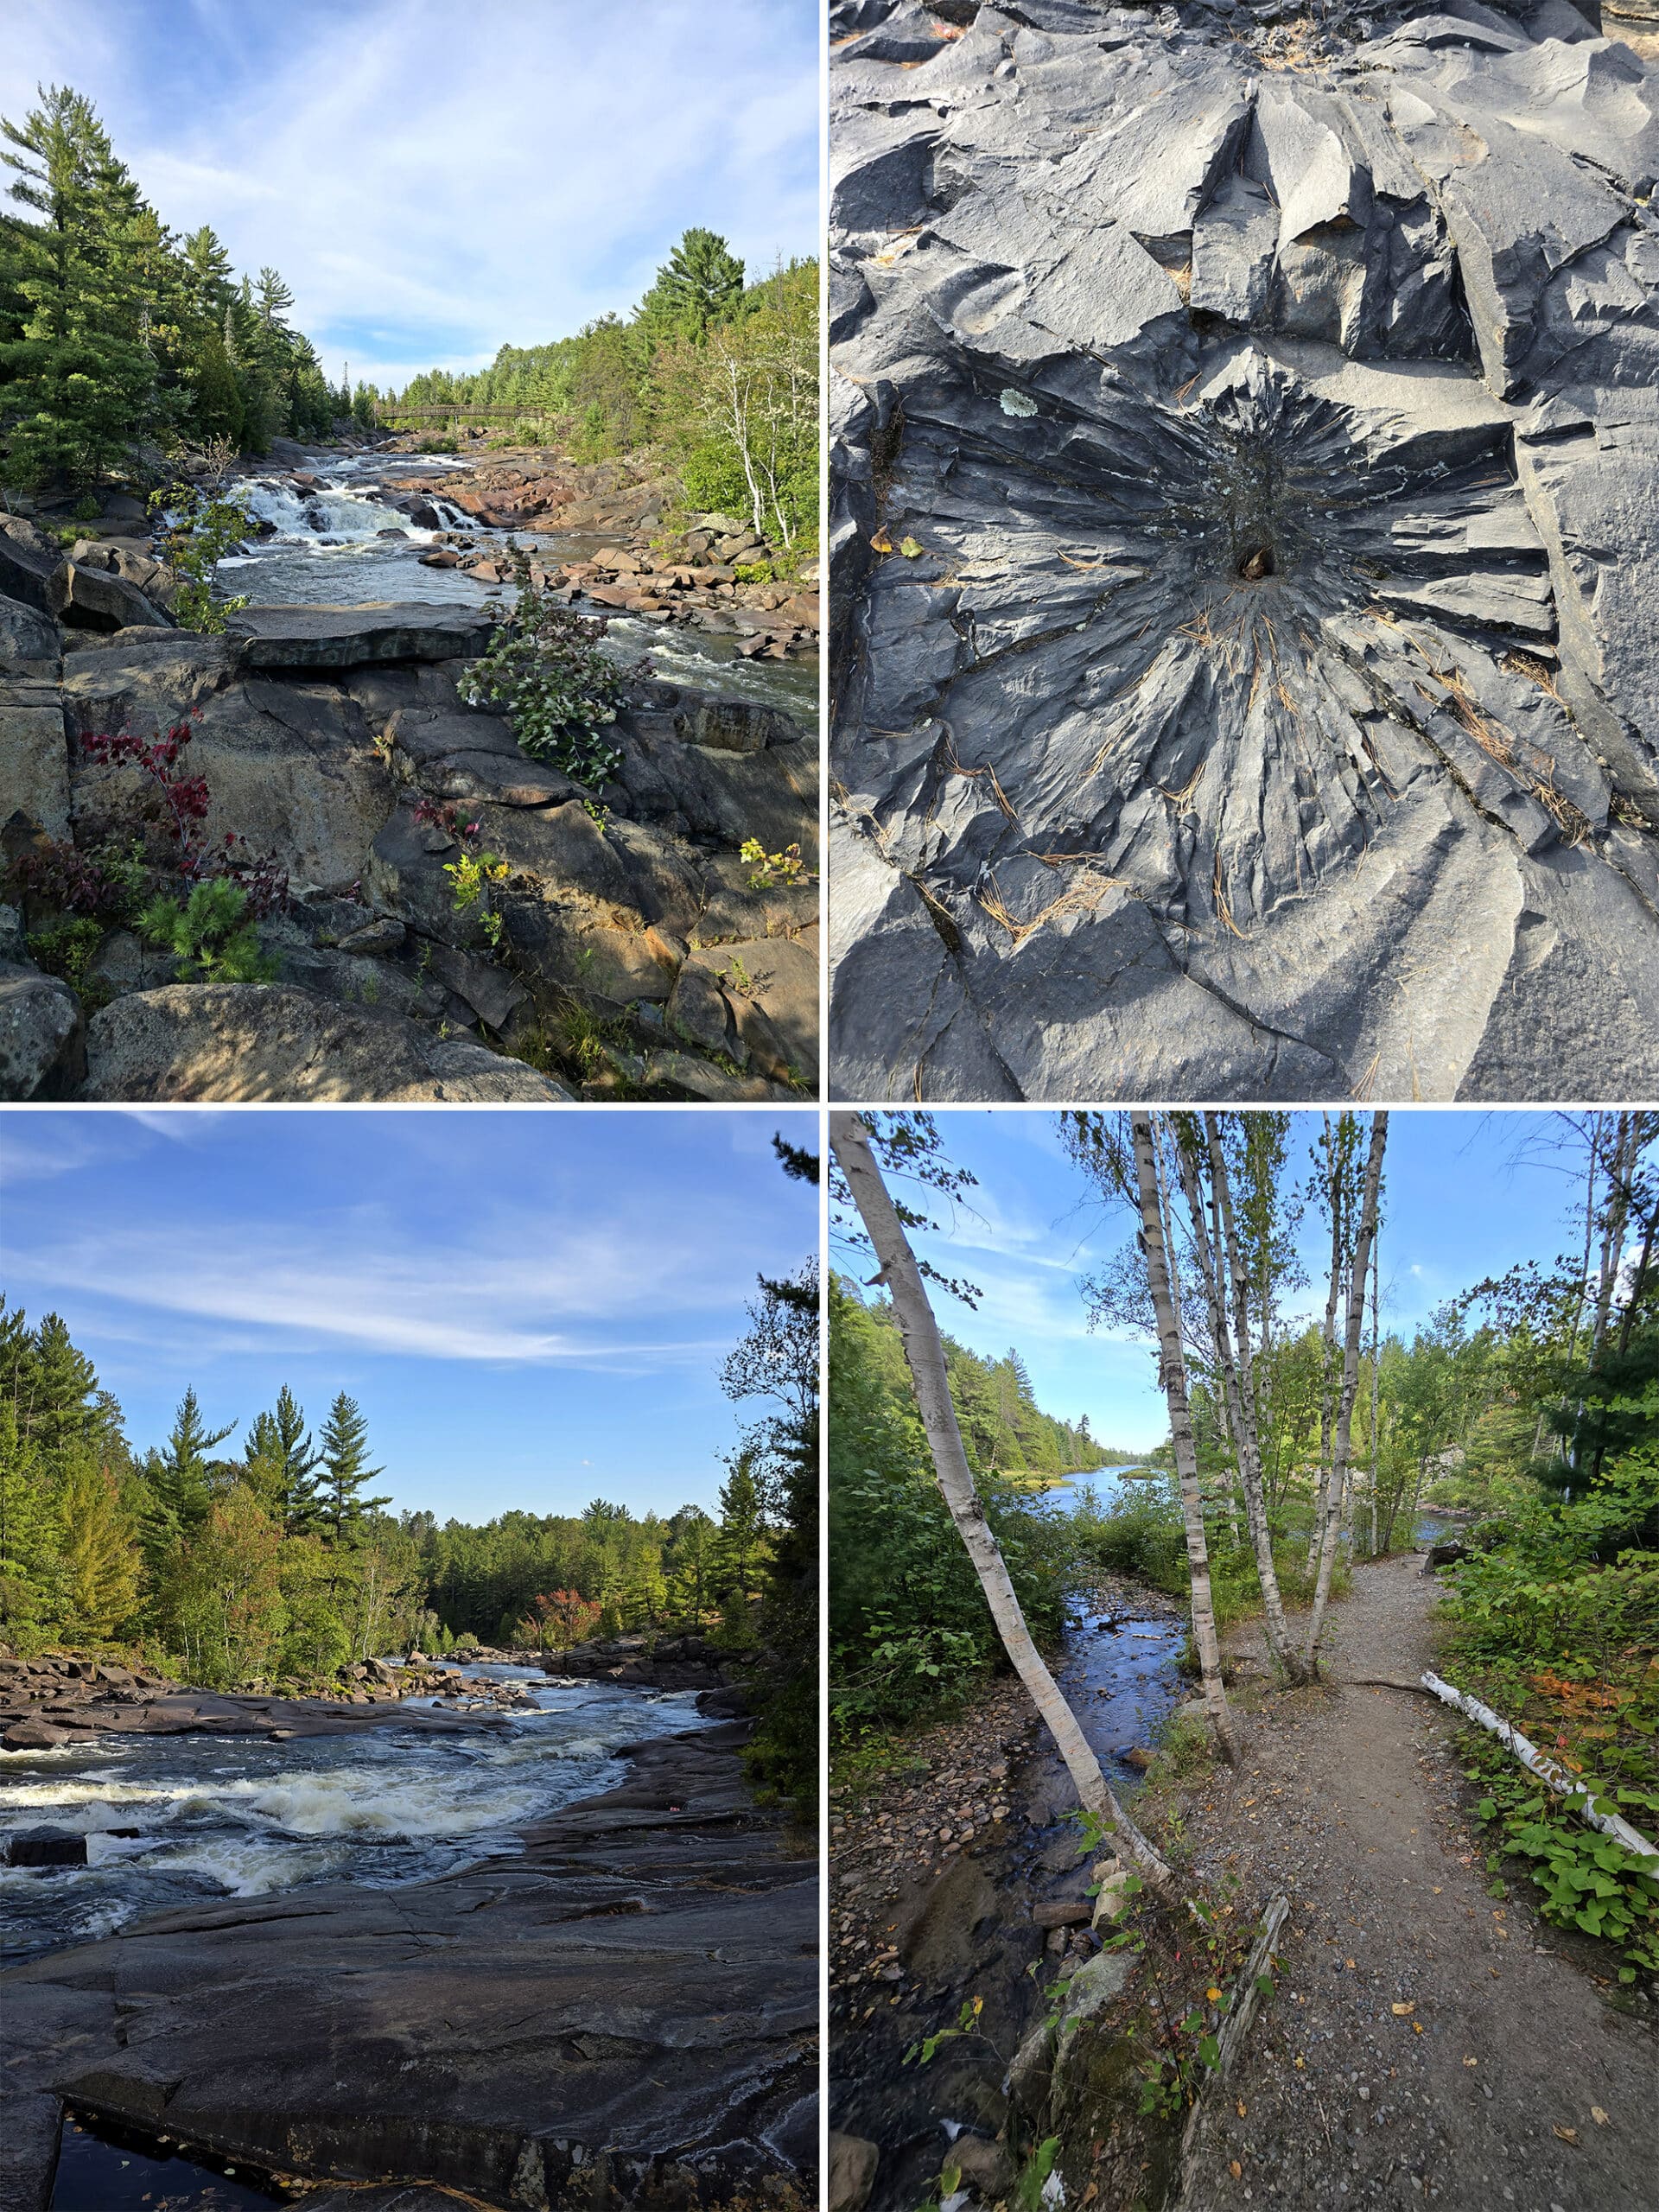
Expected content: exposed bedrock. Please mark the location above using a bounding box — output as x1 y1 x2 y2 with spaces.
829 0 1659 1100
2 602 818 1101
0 1724 817 2212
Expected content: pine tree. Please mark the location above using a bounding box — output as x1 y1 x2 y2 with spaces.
243 1386 322 1534
0 1402 58 1634
26 1313 99 1464
664 1506 718 1626
0 84 157 483
641 227 745 342
714 1452 767 1613
317 1393 389 1543
141 1387 235 1563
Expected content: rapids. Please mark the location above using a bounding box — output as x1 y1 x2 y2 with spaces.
214 449 818 721
0 1662 706 1964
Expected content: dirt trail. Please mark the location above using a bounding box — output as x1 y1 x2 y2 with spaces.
1179 1554 1656 2211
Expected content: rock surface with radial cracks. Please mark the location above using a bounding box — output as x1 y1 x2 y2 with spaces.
829 0 1659 1101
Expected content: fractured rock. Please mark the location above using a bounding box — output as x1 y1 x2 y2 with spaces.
226 602 494 667
0 960 84 1100
830 0 1659 1102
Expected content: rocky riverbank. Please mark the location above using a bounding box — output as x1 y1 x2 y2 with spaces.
0 1718 818 2212
1 549 817 1101
0 1651 544 1765
829 1573 1195 2212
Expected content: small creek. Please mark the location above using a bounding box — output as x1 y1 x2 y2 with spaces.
833 1476 1190 2209
215 449 819 722
0 1660 705 1966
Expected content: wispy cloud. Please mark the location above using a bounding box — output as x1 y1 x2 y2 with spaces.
0 0 819 389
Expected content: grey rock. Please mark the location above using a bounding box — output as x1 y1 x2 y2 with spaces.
4 1827 87 1869
225 602 494 667
0 961 84 1100
830 1 1659 1100
48 560 173 632
0 682 69 837
0 590 60 672
829 2132 880 2212
79 984 573 1101
0 1726 814 2212
0 524 58 614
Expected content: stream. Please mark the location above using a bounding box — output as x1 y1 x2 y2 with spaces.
0 1660 706 1967
215 449 819 722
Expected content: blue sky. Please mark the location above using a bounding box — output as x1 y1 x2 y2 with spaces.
0 1109 818 1524
0 0 820 391
835 1111 1598 1453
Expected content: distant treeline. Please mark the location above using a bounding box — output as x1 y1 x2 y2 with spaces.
384 232 818 549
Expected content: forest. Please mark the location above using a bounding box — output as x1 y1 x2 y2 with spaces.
830 1109 1659 1979
0 85 346 488
383 237 818 547
0 1251 817 1721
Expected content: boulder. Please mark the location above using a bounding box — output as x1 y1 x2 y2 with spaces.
48 560 173 632
79 983 574 1101
0 680 70 836
0 524 58 614
0 961 85 1100
1 1718 71 1751
829 2133 880 2212
0 590 60 671
225 602 494 668
5 1827 88 1868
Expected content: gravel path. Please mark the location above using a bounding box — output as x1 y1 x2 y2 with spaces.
1178 1554 1658 2212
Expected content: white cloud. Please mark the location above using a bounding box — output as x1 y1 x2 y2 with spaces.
1 0 819 389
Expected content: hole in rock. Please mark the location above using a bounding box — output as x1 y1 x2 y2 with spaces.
1237 543 1275 582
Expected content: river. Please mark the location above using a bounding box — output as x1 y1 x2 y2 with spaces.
213 450 819 723
0 1661 706 1968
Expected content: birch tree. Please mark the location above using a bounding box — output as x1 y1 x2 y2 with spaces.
1304 1112 1389 1671
1129 1113 1237 1762
830 1111 1173 1887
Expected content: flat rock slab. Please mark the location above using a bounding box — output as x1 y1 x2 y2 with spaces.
0 1726 817 2211
226 602 493 667
79 983 572 1102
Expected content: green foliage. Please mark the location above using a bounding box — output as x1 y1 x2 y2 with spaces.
389 239 818 555
740 837 813 891
151 481 252 632
137 877 274 982
458 549 632 786
0 86 336 489
443 847 508 912
25 915 107 1004
830 1274 1100 1742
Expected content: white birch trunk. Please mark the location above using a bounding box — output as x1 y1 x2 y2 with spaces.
831 1113 1173 1885
1131 1114 1236 1764
1175 1127 1298 1681
1204 1114 1301 1678
1304 1113 1389 1671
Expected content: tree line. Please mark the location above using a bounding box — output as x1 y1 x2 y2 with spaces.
385 230 818 550
0 84 348 490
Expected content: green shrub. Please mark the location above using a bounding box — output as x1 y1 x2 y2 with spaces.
137 878 275 982
149 483 254 633
458 549 637 787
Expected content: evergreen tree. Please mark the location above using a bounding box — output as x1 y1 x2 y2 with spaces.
714 1452 767 1612
0 1402 57 1635
26 1313 100 1464
317 1392 389 1543
664 1506 718 1625
243 1386 322 1534
640 226 745 342
0 84 156 483
141 1387 235 1564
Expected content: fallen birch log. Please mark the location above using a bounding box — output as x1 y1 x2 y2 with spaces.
1177 1891 1290 2184
1421 1670 1659 1863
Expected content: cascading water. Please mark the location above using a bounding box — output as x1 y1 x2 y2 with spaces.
214 448 817 720
0 1662 707 1964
